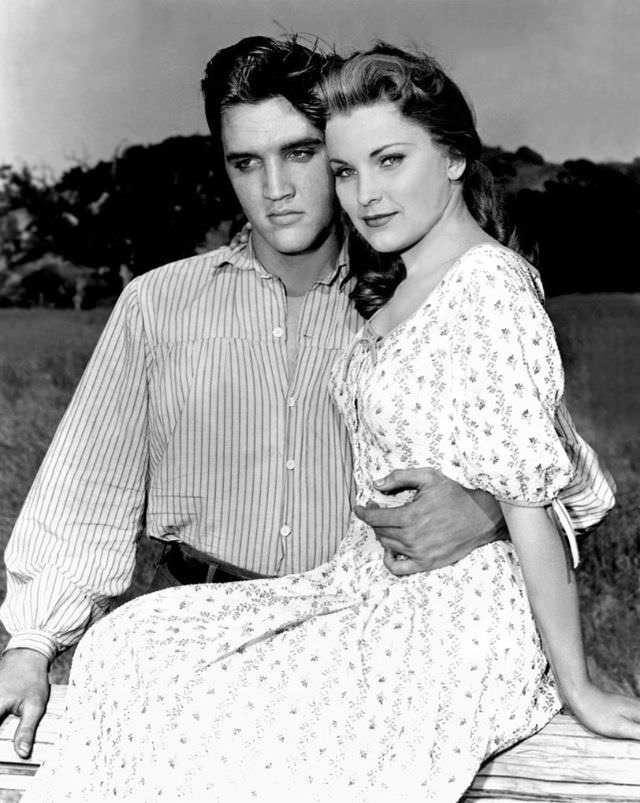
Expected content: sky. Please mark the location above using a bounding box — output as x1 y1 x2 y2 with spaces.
2 0 639 177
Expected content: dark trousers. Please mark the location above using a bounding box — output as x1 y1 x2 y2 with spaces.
148 542 268 592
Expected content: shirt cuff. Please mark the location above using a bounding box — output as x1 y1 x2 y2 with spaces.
3 631 58 664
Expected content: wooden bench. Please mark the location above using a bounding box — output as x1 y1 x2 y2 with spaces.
1 685 639 800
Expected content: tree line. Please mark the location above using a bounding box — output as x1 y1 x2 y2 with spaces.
1 136 639 307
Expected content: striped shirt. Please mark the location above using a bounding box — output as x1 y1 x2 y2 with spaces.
1 241 363 661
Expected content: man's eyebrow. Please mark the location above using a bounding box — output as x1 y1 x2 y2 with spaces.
225 137 324 164
279 136 325 153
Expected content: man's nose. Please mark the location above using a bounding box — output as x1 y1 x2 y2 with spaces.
263 163 294 201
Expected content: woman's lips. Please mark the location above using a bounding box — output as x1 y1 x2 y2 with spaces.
361 212 397 228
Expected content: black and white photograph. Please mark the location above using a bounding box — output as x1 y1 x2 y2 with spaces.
0 0 639 800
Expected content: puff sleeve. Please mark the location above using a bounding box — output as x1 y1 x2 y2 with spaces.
448 247 575 505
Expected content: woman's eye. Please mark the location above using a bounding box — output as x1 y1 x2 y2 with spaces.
380 154 404 168
332 166 355 180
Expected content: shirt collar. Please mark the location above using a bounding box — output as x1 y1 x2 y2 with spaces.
317 237 350 287
217 231 350 288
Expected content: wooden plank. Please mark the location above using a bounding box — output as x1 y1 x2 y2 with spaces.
0 742 59 768
463 713 640 802
467 773 640 800
465 795 636 803
503 733 640 761
476 740 640 781
465 798 542 803
476 756 640 785
0 774 33 792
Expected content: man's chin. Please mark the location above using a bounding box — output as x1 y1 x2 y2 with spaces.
256 223 336 258
265 232 317 255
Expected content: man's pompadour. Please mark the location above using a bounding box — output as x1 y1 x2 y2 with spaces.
202 35 330 149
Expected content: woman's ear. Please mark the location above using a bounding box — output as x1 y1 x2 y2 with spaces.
447 156 466 181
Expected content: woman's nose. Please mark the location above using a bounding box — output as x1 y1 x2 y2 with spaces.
357 174 382 207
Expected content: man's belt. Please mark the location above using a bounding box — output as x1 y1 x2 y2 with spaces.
163 542 269 584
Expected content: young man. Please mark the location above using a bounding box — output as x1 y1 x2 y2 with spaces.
0 36 503 758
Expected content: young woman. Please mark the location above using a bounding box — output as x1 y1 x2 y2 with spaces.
24 44 640 803
321 36 640 765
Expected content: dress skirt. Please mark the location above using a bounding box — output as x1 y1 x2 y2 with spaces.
24 520 559 803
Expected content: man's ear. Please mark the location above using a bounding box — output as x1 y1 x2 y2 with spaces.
447 156 466 181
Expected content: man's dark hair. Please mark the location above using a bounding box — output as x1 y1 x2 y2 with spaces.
202 36 329 152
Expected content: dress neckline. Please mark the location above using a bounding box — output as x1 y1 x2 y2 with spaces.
365 241 501 345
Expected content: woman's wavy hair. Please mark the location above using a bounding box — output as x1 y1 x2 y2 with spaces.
319 42 519 318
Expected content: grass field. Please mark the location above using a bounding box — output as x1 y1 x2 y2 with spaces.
0 296 638 691
547 294 640 694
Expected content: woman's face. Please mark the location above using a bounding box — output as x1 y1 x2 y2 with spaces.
325 101 464 255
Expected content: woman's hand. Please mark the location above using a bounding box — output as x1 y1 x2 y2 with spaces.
501 503 640 743
567 682 640 740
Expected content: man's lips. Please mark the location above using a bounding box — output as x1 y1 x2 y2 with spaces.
268 210 304 224
360 212 398 228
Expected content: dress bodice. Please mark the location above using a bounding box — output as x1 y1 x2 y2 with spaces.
329 244 575 513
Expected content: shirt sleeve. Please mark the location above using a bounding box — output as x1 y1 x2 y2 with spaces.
1 279 150 660
448 248 575 506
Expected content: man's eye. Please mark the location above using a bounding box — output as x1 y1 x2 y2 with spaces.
287 149 314 162
380 154 404 168
232 158 259 172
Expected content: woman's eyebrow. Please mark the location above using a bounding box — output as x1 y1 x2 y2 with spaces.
328 142 414 164
370 142 413 158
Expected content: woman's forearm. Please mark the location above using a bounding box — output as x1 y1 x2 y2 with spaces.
499 502 589 704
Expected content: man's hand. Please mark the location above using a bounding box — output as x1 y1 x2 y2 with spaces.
0 648 50 758
355 467 507 576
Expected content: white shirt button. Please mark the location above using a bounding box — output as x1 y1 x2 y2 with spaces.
272 326 284 338
286 459 295 470
287 396 296 407
279 525 291 537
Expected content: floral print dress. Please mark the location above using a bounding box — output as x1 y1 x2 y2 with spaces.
24 244 574 802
